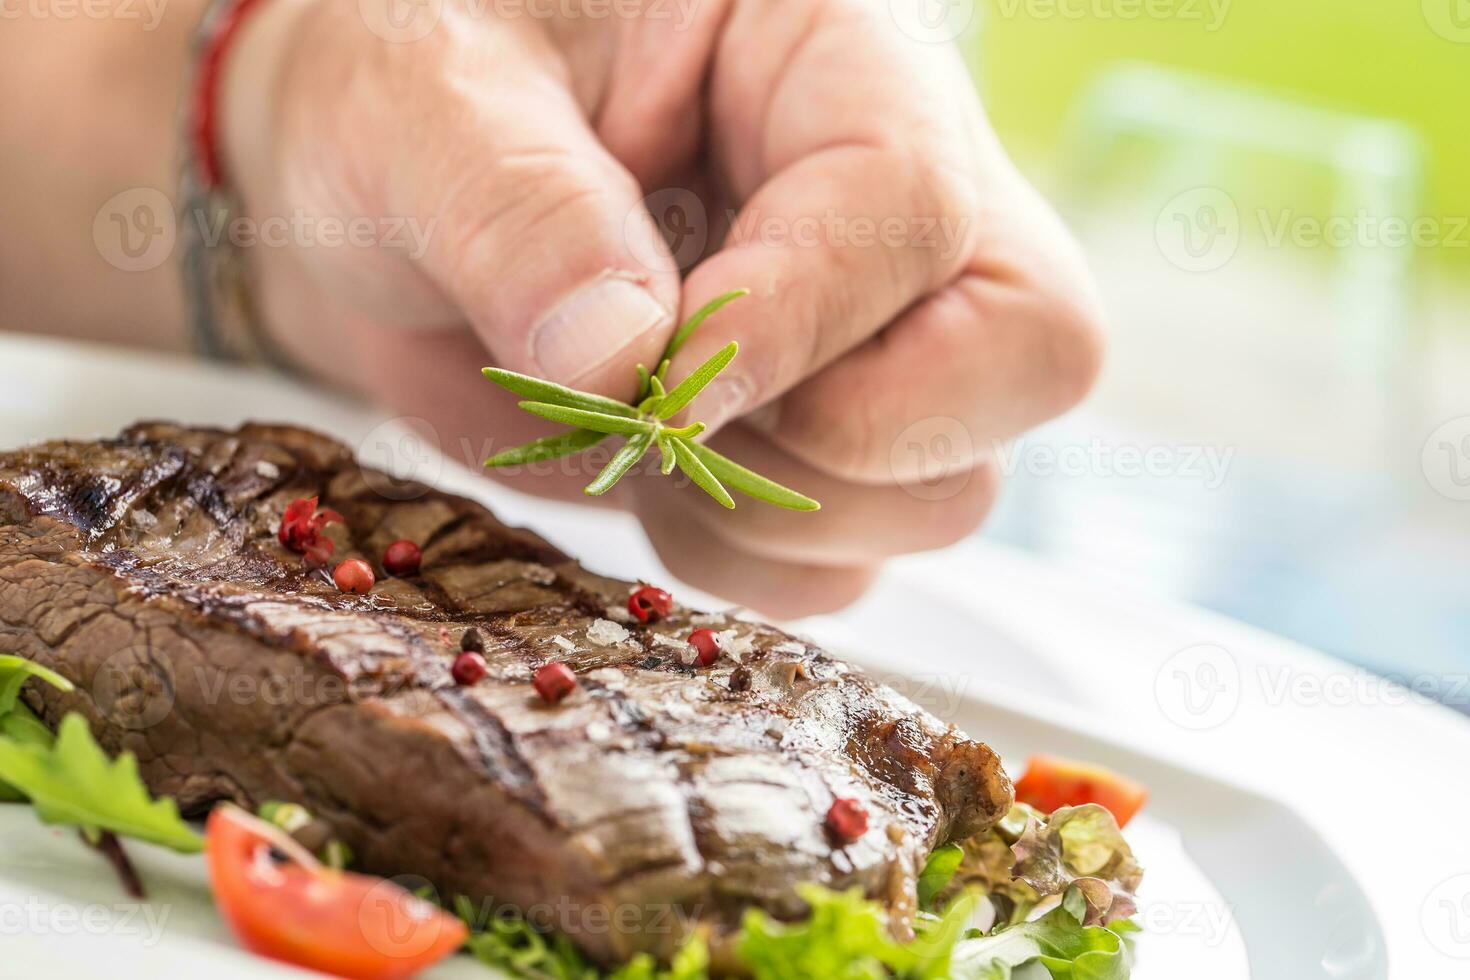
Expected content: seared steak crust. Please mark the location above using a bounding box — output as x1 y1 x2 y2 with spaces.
0 422 1011 965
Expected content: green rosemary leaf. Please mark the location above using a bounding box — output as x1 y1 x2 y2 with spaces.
656 342 738 420
482 368 639 418
653 357 672 385
670 438 735 509
657 434 677 476
686 441 820 511
518 402 655 436
636 363 650 394
665 289 750 360
649 375 667 399
483 428 608 468
663 421 706 440
586 431 655 497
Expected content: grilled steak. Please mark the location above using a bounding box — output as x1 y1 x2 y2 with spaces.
0 422 1012 967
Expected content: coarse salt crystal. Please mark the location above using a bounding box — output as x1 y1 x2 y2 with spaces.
689 612 727 627
771 640 805 656
605 604 635 624
254 460 281 479
550 635 579 653
665 702 696 722
718 629 755 663
585 618 630 646
585 667 625 689
129 509 157 529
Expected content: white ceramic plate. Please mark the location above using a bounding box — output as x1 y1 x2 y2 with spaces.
0 334 1420 979
0 672 1374 980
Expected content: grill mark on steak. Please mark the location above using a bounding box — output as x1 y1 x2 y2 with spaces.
435 687 547 813
0 423 1013 969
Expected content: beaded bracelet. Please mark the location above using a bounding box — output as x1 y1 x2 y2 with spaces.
177 0 290 367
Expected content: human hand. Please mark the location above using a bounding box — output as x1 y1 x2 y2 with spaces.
221 0 1103 617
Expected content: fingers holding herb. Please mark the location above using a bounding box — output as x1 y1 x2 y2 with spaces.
481 290 820 508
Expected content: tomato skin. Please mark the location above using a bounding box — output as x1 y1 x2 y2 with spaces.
206 806 466 980
1013 755 1149 828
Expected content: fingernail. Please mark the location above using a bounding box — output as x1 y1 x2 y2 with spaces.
531 276 672 384
697 375 754 432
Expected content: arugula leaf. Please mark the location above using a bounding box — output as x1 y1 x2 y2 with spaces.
0 713 203 852
918 842 966 910
0 654 73 800
0 654 72 715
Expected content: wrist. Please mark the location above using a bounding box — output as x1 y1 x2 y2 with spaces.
216 0 316 201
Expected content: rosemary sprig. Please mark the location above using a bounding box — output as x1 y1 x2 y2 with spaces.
482 289 819 511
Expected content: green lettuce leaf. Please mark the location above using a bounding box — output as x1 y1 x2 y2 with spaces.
949 898 1131 980
1011 805 1143 925
918 842 966 910
0 713 202 852
942 803 1142 929
0 653 74 799
0 654 73 715
738 884 979 980
459 896 711 980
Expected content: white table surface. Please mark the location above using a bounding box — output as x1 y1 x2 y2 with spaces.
1 332 1466 978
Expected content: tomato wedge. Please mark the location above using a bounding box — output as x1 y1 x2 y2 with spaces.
1013 754 1149 828
206 805 467 979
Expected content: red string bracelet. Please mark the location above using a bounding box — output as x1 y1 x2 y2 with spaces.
188 0 273 190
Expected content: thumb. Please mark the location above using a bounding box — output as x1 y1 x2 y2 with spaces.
405 72 679 398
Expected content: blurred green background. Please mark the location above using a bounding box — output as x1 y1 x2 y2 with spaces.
948 0 1470 703
970 0 1470 276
